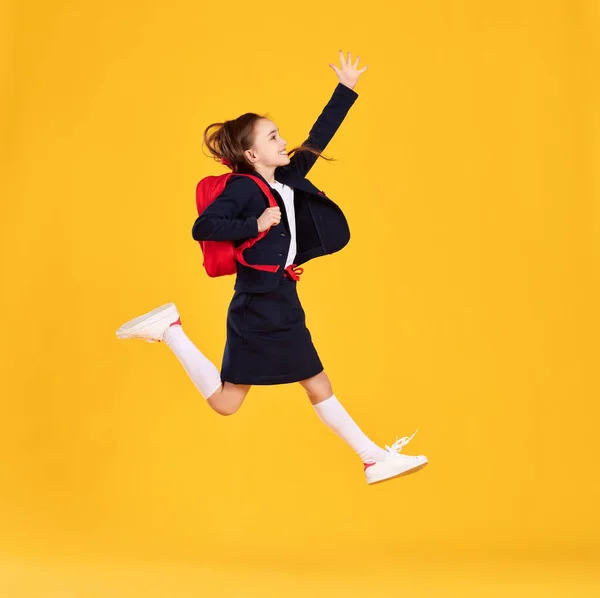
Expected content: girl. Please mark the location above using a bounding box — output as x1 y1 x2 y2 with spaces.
116 51 428 485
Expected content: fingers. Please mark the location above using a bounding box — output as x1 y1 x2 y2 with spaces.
337 50 366 71
258 206 282 232
267 207 281 224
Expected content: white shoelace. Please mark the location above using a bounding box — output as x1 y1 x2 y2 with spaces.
385 429 418 455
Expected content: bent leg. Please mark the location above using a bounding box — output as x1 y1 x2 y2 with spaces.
206 382 252 416
122 311 251 417
163 324 251 416
163 324 223 399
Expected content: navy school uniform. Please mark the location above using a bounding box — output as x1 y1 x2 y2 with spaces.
192 82 359 384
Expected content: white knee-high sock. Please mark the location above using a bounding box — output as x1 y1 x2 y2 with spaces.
162 325 222 400
313 395 389 463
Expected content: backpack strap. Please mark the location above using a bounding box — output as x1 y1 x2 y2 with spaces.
230 173 279 208
228 173 281 273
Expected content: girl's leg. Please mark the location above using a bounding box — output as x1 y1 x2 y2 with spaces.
163 324 250 416
299 371 389 463
206 382 251 416
116 304 250 415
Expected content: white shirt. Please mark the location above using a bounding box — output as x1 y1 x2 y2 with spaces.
268 179 297 268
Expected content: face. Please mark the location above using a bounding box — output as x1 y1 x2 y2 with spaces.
244 118 290 168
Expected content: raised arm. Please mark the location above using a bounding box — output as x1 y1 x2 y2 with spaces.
286 51 368 178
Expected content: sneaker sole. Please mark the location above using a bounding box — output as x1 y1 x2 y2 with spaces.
366 460 428 485
116 303 178 340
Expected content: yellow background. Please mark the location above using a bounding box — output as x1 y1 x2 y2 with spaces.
1 0 599 595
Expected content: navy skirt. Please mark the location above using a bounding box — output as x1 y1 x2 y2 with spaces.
220 274 324 385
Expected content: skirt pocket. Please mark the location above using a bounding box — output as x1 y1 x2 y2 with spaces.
243 292 283 332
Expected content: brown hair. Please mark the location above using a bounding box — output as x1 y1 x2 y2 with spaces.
202 112 334 173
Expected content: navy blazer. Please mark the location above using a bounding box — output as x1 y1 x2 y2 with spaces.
192 82 359 293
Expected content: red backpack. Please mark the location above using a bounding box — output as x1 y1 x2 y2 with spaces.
195 172 281 277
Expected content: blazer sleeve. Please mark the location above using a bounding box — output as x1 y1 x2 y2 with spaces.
192 177 260 241
286 82 359 178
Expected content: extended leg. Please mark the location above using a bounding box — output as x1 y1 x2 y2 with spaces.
298 371 389 462
298 371 428 484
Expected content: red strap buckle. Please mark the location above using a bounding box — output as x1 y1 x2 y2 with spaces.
284 264 304 281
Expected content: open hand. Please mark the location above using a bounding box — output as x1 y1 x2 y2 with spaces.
328 50 368 90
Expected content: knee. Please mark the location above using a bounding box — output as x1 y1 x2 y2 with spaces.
208 399 240 416
206 383 249 416
216 405 239 416
206 392 241 416
303 372 333 404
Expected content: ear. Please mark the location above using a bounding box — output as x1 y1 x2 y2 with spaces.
244 148 258 164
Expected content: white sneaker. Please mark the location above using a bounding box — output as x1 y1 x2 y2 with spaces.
116 303 180 343
364 430 428 485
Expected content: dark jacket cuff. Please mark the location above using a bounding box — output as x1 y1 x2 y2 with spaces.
335 82 359 100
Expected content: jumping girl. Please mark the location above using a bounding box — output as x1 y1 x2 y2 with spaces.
116 51 428 485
